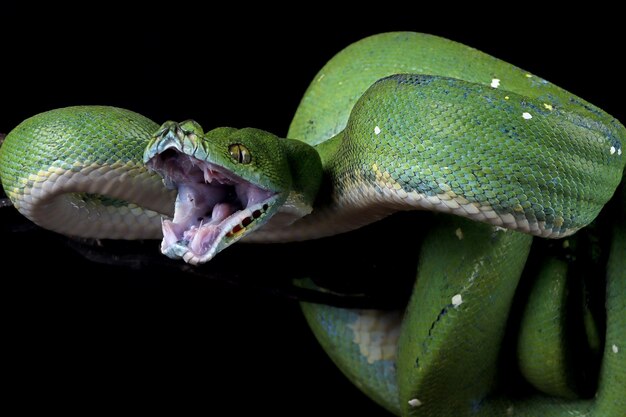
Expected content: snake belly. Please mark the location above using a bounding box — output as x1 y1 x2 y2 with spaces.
0 106 175 238
0 32 624 417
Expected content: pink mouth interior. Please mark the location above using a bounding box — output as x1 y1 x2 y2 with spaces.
147 150 275 257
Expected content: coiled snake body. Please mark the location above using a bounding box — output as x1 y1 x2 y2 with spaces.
1 33 624 416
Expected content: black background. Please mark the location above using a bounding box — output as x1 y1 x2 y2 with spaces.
1 4 623 415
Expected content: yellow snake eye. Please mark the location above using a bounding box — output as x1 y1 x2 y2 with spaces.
228 144 252 164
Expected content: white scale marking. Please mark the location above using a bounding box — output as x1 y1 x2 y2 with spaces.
522 112 533 120
408 398 422 407
490 78 500 88
452 294 463 308
374 126 381 135
613 344 619 354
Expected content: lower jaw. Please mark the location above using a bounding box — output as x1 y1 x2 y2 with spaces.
160 240 213 265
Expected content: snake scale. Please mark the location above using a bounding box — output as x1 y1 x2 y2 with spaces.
0 32 624 416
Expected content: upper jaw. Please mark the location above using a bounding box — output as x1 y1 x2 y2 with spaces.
144 121 202 162
144 123 280 265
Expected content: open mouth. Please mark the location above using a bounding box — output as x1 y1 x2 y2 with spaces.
146 149 278 264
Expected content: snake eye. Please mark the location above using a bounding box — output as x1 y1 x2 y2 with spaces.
229 144 252 164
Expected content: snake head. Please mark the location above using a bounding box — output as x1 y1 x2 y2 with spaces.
144 122 293 265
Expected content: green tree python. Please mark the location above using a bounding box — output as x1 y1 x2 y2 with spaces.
0 32 624 416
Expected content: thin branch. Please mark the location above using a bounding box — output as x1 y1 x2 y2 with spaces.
64 237 402 309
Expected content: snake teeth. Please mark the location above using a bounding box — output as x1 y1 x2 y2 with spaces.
203 166 213 183
162 218 184 247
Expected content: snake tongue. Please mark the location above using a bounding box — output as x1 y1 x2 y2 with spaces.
212 202 237 222
162 202 232 249
189 224 218 255
187 203 236 254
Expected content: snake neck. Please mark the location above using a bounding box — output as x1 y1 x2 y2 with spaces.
245 132 408 243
